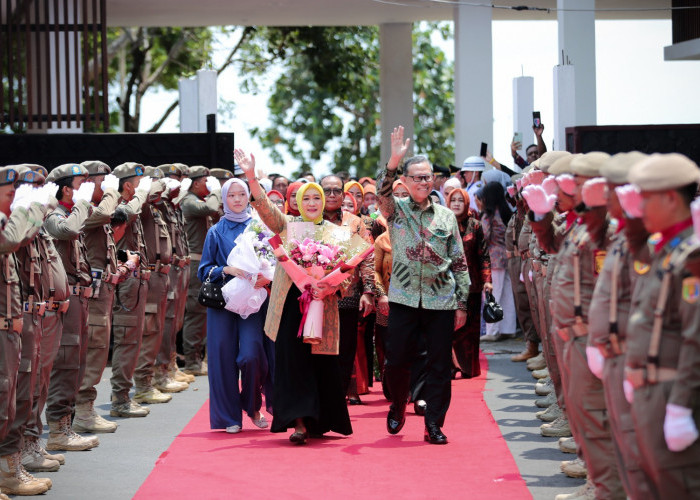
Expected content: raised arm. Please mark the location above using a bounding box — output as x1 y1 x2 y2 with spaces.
235 148 287 234
377 126 410 222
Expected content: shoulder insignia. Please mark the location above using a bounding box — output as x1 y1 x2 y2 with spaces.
682 277 700 304
593 250 606 275
633 260 650 275
648 232 662 247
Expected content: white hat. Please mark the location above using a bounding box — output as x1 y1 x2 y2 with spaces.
461 156 485 172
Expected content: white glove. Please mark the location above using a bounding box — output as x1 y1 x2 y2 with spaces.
585 346 604 379
36 182 58 207
10 184 34 211
135 176 152 193
556 174 577 196
528 170 545 186
582 177 608 208
615 184 643 219
506 185 516 197
522 185 556 216
528 269 533 282
101 174 119 192
690 198 700 240
163 178 180 193
73 181 95 204
180 178 192 192
623 379 635 404
664 404 699 452
519 272 524 283
542 177 559 197
205 176 221 194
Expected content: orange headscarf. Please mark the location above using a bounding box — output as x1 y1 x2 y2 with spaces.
285 181 303 216
446 188 472 224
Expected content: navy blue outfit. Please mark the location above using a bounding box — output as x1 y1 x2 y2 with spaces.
198 218 274 429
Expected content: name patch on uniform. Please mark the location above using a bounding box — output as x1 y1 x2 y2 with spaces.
593 250 606 275
633 260 650 275
682 277 700 304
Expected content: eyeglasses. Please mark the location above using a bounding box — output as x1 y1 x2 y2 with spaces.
323 188 343 196
271 199 285 207
405 174 434 183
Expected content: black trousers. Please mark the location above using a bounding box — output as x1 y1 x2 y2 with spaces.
384 302 455 427
338 308 359 396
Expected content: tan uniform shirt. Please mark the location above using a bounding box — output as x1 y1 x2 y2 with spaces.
157 199 189 261
141 203 172 267
181 191 221 254
118 191 149 272
83 189 120 278
43 201 93 286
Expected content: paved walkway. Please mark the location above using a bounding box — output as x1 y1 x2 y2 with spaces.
22 337 584 500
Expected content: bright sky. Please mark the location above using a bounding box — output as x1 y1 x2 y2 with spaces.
142 19 700 179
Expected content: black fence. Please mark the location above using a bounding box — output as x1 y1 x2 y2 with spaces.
565 124 700 165
0 131 235 170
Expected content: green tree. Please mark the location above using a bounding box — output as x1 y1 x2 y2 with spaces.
240 24 454 178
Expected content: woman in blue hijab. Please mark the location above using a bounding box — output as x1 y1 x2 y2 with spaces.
198 178 273 433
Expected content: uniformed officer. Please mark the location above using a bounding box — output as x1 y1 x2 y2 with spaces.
42 164 100 452
180 166 222 375
132 167 180 403
0 167 53 496
624 153 700 497
155 164 193 387
73 160 134 433
584 152 657 499
209 168 234 185
110 163 153 417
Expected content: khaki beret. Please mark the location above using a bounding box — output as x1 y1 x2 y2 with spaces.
0 167 18 186
209 168 233 180
538 151 571 174
157 164 182 177
81 160 111 176
600 152 647 185
172 163 189 175
112 162 145 180
144 166 164 179
7 165 45 185
30 165 48 177
46 163 89 183
629 153 700 192
549 153 582 176
188 165 209 179
570 152 611 178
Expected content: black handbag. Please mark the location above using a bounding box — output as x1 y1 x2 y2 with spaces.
198 268 227 310
483 291 504 324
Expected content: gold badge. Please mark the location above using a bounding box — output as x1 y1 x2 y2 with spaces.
593 250 606 275
682 277 700 304
633 260 650 275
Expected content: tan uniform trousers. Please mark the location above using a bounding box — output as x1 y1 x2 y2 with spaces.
602 356 658 500
182 260 207 366
631 381 700 498
111 276 149 402
135 272 169 388
542 275 564 406
157 265 186 368
46 294 89 422
564 334 624 499
0 320 22 445
176 263 189 333
25 310 63 439
521 258 541 340
77 282 116 404
533 264 549 343
0 312 40 455
507 256 537 343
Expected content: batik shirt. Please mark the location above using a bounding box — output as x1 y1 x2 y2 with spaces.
377 167 471 311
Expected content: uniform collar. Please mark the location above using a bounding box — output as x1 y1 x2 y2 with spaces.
655 217 693 253
58 200 74 211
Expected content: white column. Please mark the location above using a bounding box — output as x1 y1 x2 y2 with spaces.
557 0 596 127
178 78 198 133
513 76 534 157
454 5 493 166
553 65 576 151
380 23 414 164
197 69 218 132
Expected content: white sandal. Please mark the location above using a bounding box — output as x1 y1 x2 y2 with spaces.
226 425 242 434
251 414 268 429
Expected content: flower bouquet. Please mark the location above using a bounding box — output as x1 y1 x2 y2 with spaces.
269 221 373 345
221 218 277 318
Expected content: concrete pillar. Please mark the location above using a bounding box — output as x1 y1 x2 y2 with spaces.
557 0 596 127
454 5 493 167
513 76 534 159
553 65 576 151
178 79 198 133
380 23 414 164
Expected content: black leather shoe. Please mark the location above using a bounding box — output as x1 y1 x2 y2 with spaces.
424 423 448 444
413 400 426 416
386 405 405 435
289 431 308 445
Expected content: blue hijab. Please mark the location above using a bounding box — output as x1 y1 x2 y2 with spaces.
222 178 252 223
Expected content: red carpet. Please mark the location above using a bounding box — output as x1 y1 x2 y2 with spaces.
135 353 530 499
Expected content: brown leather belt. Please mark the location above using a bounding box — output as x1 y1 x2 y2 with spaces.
132 270 152 281
23 301 46 316
0 317 23 333
92 269 120 285
626 366 677 389
506 250 518 259
70 285 94 298
148 263 172 274
556 322 589 342
45 300 70 314
521 250 531 259
602 339 627 358
172 255 191 268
